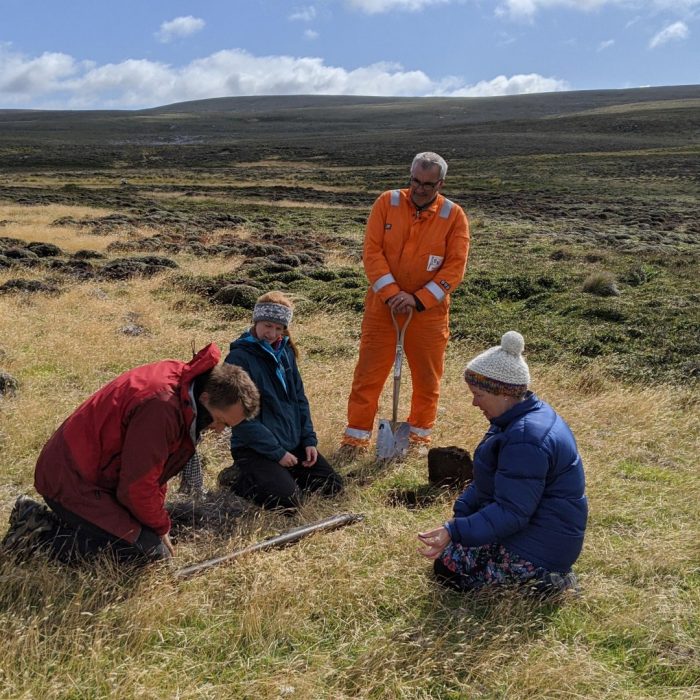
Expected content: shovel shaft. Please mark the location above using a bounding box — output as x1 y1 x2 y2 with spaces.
392 376 401 425
390 308 412 425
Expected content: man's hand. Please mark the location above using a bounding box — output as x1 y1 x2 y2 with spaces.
302 446 318 467
279 451 299 467
161 532 175 557
387 292 416 314
417 526 451 560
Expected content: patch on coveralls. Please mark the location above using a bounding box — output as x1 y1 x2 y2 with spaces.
427 255 444 271
439 279 451 291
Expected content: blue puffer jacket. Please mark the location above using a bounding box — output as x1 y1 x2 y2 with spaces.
445 393 587 572
224 332 317 462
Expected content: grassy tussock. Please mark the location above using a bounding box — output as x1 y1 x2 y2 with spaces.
0 206 698 699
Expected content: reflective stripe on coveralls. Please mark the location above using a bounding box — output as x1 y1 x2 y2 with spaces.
345 427 372 441
372 273 396 293
425 281 446 302
392 190 454 219
343 188 470 446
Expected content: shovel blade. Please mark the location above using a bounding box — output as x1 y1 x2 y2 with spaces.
376 419 411 461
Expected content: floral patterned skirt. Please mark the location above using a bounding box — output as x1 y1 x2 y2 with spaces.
436 542 544 591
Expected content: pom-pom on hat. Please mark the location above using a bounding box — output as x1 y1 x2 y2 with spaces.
252 302 293 328
464 331 530 397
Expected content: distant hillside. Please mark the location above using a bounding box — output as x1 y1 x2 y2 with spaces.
142 85 700 122
0 85 698 166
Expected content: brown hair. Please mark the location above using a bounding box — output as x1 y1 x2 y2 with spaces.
252 290 299 358
201 364 260 418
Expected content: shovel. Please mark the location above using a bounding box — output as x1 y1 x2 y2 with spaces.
376 306 413 462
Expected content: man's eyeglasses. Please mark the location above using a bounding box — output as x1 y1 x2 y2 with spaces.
410 176 441 191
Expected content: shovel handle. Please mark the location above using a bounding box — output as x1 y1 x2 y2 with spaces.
390 307 413 379
390 307 413 422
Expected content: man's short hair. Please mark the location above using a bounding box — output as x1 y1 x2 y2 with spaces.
201 364 260 418
412 152 448 180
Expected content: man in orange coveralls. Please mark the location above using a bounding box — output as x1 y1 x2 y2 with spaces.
340 152 470 456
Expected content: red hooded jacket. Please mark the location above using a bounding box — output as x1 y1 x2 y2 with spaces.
34 344 221 542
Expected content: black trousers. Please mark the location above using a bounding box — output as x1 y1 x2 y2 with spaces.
231 445 343 510
43 497 170 565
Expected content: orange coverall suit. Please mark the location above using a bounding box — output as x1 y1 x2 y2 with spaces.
344 187 470 446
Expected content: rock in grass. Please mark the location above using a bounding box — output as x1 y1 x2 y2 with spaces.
120 323 149 337
0 370 19 397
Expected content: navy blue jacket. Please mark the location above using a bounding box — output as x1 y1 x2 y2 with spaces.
445 393 587 572
224 332 317 462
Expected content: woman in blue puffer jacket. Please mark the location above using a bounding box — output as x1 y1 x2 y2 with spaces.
418 331 587 595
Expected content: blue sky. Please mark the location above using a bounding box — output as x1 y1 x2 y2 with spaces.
1 0 697 109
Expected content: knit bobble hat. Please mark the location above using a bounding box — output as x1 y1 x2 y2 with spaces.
463 331 530 397
252 302 293 328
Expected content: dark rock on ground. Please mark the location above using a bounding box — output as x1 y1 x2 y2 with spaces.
0 371 19 397
428 446 473 487
120 323 150 337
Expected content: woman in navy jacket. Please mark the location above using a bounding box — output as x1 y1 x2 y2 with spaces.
222 291 343 510
418 331 587 594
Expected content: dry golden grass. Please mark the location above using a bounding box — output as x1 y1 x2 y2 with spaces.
0 205 698 699
0 203 120 253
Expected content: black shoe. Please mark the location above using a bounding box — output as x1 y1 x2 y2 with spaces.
2 496 56 552
526 570 580 600
217 464 241 489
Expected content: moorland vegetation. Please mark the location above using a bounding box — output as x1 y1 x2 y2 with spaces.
0 86 698 698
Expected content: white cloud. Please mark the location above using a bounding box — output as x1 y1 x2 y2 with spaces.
597 39 616 50
304 29 320 39
289 6 318 21
496 0 700 19
156 16 205 43
347 0 449 13
0 45 570 109
649 20 689 46
0 45 80 97
445 73 570 96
